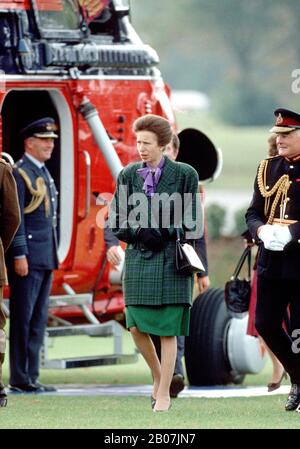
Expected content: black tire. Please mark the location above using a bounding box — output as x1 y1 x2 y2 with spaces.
185 287 244 386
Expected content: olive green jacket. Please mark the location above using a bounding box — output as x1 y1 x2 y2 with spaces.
0 161 20 285
110 157 203 306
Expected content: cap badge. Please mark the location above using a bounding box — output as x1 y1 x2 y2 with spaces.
46 123 57 131
276 113 283 125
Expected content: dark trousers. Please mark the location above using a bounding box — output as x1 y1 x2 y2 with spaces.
8 269 52 386
174 336 185 376
255 275 300 384
0 287 6 390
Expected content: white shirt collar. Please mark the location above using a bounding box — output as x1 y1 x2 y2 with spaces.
25 153 44 169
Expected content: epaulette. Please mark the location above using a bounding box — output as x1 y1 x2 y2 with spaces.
13 159 23 169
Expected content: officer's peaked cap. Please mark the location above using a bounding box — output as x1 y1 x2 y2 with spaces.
20 117 58 139
270 108 300 133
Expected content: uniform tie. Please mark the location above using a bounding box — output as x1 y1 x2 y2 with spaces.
41 166 49 182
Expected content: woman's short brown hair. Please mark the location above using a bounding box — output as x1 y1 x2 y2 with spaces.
171 133 180 153
132 114 173 147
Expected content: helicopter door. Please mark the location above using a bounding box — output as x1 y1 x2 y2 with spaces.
1 89 74 266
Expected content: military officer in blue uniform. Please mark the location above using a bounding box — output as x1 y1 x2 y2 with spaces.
246 108 300 412
6 118 59 393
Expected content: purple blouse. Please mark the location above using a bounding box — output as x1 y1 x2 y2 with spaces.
136 157 165 197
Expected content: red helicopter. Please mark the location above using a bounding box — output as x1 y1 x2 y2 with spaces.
0 0 265 384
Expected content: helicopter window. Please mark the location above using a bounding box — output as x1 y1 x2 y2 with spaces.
37 0 81 30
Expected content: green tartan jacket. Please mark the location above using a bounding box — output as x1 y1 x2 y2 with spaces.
109 156 203 306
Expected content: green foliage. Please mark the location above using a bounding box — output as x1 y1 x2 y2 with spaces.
213 82 278 126
130 0 300 126
205 203 226 240
234 206 248 236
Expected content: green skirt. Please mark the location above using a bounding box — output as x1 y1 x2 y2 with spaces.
125 304 190 336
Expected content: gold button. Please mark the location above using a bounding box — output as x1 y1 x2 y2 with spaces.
266 185 269 189
290 165 294 169
284 214 289 219
290 181 293 184
287 197 290 201
298 239 300 244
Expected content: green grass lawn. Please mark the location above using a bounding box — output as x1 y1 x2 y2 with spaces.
1 330 298 429
2 395 299 429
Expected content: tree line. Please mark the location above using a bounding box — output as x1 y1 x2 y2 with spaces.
131 0 300 125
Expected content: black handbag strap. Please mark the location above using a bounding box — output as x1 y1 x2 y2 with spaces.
231 247 251 280
176 228 197 250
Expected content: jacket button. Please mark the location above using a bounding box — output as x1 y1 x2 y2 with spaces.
284 214 289 219
290 165 294 169
28 234 32 239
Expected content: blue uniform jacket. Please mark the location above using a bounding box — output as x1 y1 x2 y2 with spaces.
8 155 58 270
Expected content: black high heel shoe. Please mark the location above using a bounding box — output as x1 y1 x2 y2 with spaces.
267 371 288 392
151 396 156 409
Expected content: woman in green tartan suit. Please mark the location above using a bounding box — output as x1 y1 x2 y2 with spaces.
110 114 203 412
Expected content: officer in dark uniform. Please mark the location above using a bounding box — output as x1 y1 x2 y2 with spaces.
246 108 300 412
6 118 59 393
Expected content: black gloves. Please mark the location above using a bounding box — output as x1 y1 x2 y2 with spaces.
160 228 170 241
136 228 166 251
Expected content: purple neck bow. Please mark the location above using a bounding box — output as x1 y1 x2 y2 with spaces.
136 157 165 197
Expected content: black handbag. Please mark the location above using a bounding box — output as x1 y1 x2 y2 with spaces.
224 246 252 319
175 229 205 274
